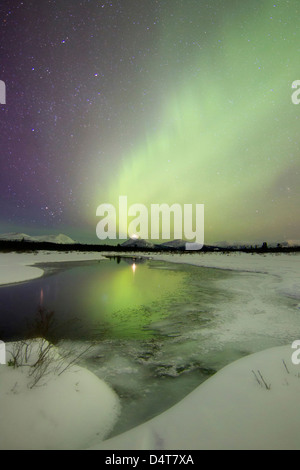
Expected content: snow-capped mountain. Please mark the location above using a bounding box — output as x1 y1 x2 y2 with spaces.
158 240 187 250
33 234 76 244
278 240 300 248
121 238 155 249
0 233 76 244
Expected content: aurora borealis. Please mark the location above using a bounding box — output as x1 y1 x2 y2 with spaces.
0 0 299 244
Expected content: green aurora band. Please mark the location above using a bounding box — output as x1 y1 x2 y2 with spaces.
89 1 299 243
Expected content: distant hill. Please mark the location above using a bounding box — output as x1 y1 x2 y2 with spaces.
158 240 187 250
212 240 255 249
0 233 76 245
121 238 155 249
212 240 300 249
33 234 76 244
0 233 298 253
279 240 300 248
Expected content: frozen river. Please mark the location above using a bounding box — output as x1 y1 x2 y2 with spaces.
0 255 298 437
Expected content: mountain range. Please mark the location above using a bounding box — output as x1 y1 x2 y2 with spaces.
0 233 298 249
121 238 300 250
0 233 76 244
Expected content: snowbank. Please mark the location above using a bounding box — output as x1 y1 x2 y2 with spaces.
0 340 120 450
0 251 107 286
95 345 300 450
148 252 300 300
0 251 299 450
0 251 299 301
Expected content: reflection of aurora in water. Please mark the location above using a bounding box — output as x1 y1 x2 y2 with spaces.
0 257 298 436
84 258 188 339
0 257 224 342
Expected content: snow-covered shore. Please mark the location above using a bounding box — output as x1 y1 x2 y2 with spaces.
0 250 299 450
93 251 300 450
0 251 299 300
94 345 300 450
0 340 120 450
148 251 300 300
0 251 107 286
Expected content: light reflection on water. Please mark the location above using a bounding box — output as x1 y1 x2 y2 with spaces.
0 257 232 435
1 257 228 342
0 257 297 438
0 257 192 341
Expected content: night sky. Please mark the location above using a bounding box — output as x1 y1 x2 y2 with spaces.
0 0 299 244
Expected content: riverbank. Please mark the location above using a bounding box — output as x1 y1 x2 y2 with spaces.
0 251 299 300
0 251 107 286
0 339 120 450
0 250 299 449
95 344 300 450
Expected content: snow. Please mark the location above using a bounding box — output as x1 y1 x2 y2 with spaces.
1 251 299 300
0 250 299 449
91 251 300 450
0 340 120 450
0 251 107 286
0 232 76 244
94 345 300 450
148 251 300 300
121 238 155 249
33 234 76 244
